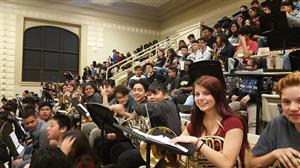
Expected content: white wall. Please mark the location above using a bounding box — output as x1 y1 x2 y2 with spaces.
0 1 159 98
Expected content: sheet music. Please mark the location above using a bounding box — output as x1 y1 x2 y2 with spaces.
77 104 90 117
9 131 25 154
132 129 188 153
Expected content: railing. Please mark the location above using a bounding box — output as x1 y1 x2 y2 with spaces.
107 23 203 82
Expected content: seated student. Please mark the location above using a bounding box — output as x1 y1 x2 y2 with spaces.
201 25 216 49
127 65 146 89
82 82 102 104
37 102 53 122
99 79 116 106
228 25 259 72
109 82 182 168
171 75 248 167
105 80 149 165
172 60 193 104
13 110 49 168
0 139 9 168
144 63 165 84
280 1 300 27
47 114 72 146
250 72 300 167
187 40 200 62
87 80 115 146
228 58 261 133
195 37 213 62
27 146 71 168
109 85 137 112
165 67 180 94
59 130 95 168
93 85 137 165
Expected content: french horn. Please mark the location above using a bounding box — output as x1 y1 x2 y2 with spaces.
120 115 151 147
139 127 178 168
178 136 241 168
272 158 300 168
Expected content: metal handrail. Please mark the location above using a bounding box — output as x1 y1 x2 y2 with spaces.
107 23 202 81
106 32 180 79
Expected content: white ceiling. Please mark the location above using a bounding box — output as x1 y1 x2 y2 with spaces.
126 0 170 8
86 0 170 8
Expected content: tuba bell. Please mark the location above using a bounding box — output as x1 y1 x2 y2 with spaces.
139 127 178 168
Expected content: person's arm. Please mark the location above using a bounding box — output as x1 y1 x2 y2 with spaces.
172 128 244 167
250 148 300 168
240 36 253 59
286 12 300 27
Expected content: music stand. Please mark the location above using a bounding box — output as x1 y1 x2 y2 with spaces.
113 124 195 168
85 103 121 166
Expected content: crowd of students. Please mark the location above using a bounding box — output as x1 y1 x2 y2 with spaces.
1 0 300 168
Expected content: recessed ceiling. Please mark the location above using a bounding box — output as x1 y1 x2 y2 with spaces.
86 0 170 8
126 0 170 8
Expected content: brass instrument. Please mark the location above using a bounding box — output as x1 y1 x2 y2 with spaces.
178 136 241 168
119 103 151 147
120 115 151 147
272 158 300 168
140 127 178 168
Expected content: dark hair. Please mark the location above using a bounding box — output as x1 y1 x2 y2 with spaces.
167 48 177 59
148 82 167 94
24 90 29 94
20 110 36 119
134 65 142 71
51 114 72 130
101 79 115 88
280 1 295 10
197 37 207 43
228 21 240 38
240 5 248 10
250 0 259 5
60 130 95 168
144 63 154 69
187 34 195 39
191 40 198 44
169 66 178 74
30 146 70 168
113 85 130 96
82 82 99 96
190 76 248 146
38 101 53 111
238 25 255 38
179 45 188 50
237 15 246 26
249 7 260 18
131 79 149 92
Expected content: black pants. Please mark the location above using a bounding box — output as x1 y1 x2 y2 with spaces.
117 148 145 168
110 141 134 164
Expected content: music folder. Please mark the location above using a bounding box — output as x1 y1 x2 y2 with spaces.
84 102 121 134
113 123 195 156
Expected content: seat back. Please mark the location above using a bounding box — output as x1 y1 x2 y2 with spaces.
289 50 300 71
261 94 281 122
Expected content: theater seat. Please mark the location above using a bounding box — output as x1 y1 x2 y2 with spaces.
289 50 300 71
261 94 281 122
